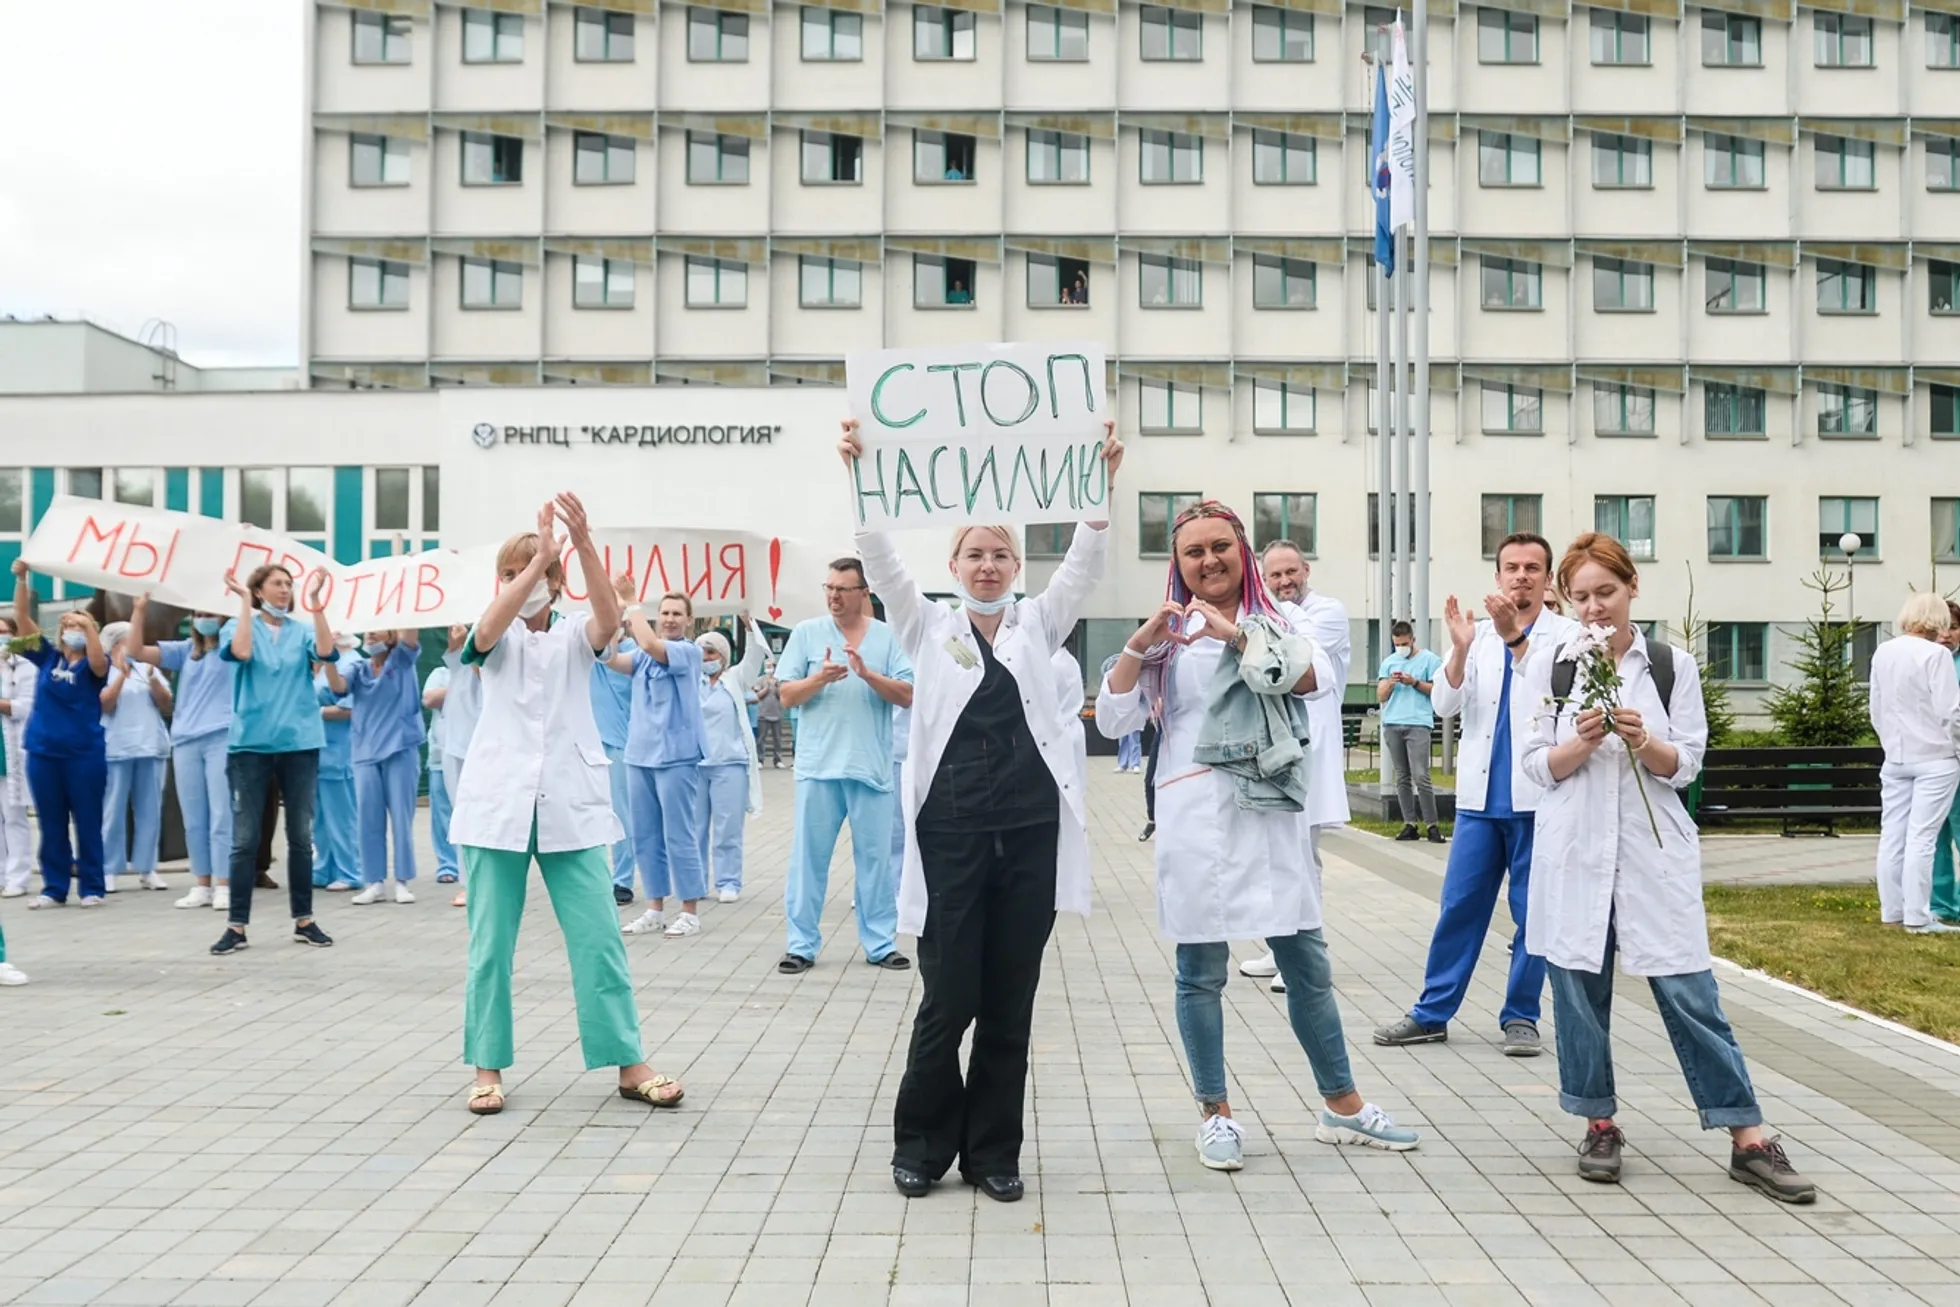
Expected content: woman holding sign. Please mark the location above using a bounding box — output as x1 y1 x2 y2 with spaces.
133 610 238 911
838 416 1121 1204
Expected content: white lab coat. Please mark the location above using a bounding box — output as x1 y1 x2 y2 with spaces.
701 620 768 815
1294 590 1352 828
1052 647 1087 811
1431 610 1580 814
1097 602 1337 944
0 652 35 808
860 523 1107 938
450 612 622 855
1867 635 1960 770
1519 638 1710 977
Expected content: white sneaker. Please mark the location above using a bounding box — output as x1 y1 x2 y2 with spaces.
664 911 701 937
101 874 119 894
78 896 104 908
622 909 665 935
140 872 168 891
1197 1114 1245 1171
717 888 740 904
1270 976 1287 994
393 882 415 904
1239 951 1279 978
27 895 58 909
175 884 213 909
0 885 24 898
0 962 27 986
350 884 383 905
211 885 230 912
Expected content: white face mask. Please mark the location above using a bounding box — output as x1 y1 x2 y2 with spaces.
953 583 1013 616
518 582 553 619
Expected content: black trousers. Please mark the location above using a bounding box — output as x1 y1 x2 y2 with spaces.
1142 722 1160 822
892 821 1060 1179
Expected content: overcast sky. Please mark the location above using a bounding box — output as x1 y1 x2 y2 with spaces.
0 1 302 368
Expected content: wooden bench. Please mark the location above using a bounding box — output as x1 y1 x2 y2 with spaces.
1695 746 1884 836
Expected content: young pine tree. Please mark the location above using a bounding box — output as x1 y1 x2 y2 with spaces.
1765 569 1870 747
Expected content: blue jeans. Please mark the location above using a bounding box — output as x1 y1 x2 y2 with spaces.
1174 930 1356 1105
628 763 706 902
1549 933 1762 1130
313 771 360 888
785 776 898 963
356 747 420 885
103 755 167 876
604 744 636 889
1117 731 1142 770
28 750 107 902
227 749 318 927
1410 811 1544 1030
173 732 233 882
697 763 748 892
429 764 458 879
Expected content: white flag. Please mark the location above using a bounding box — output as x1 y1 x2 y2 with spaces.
1388 16 1417 234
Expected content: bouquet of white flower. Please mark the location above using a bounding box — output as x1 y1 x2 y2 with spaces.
1557 623 1664 848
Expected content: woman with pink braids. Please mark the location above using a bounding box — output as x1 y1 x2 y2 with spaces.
1097 500 1419 1173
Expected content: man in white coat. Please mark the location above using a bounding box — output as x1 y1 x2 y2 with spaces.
1239 541 1350 994
1374 532 1578 1056
0 617 35 896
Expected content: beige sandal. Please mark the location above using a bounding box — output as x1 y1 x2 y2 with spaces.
467 1083 505 1115
618 1074 684 1108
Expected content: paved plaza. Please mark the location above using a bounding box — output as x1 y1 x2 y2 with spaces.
2 766 1958 1307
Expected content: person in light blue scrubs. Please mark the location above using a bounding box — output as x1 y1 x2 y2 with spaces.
589 577 637 904
423 635 462 884
326 629 424 904
98 616 174 894
611 591 707 938
138 610 236 909
696 625 763 903
312 635 361 890
888 704 910 871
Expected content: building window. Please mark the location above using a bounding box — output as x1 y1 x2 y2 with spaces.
1478 9 1538 63
1025 524 1073 559
1480 495 1543 557
1927 139 1960 192
0 469 22 536
1028 5 1088 60
1028 254 1091 306
1592 134 1652 188
1595 495 1657 559
1141 6 1202 60
1252 493 1317 553
1139 380 1202 433
1705 258 1766 314
1589 11 1649 64
575 7 635 61
801 132 864 184
1934 14 1960 68
1251 6 1313 61
350 133 410 187
1139 255 1202 307
349 258 410 310
1933 262 1960 314
573 256 634 309
1817 384 1878 437
1252 256 1315 309
915 6 976 60
1819 496 1879 557
1702 11 1762 66
1593 257 1655 312
1480 384 1544 434
1935 384 1960 437
802 7 863 61
799 257 862 308
460 258 522 309
1709 622 1768 682
688 8 749 61
1478 132 1541 186
1817 259 1876 313
368 466 440 552
352 12 412 64
914 255 976 307
1139 492 1202 556
111 469 155 507
1815 135 1876 190
1594 384 1656 436
1027 129 1090 183
1367 491 1413 558
1480 257 1542 310
67 468 103 500
462 9 524 63
916 131 976 183
1936 499 1960 561
238 468 332 540
686 132 749 184
460 133 523 185
573 133 635 185
1253 383 1315 434
685 257 747 308
1140 130 1202 183
1707 495 1768 559
1705 383 1767 436
1251 130 1315 185
286 468 331 536
1814 13 1873 67
1704 133 1766 188
238 469 275 528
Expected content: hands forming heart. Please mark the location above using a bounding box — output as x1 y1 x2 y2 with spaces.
1142 599 1235 648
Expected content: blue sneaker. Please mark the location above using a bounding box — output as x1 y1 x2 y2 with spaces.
1315 1103 1419 1152
1196 1113 1244 1171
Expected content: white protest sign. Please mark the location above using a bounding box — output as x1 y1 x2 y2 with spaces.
844 340 1110 531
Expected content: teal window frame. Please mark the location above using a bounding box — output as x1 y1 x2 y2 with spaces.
1251 129 1315 185
1025 523 1073 559
913 255 976 308
1252 381 1315 434
1817 258 1876 314
1595 494 1657 559
1251 6 1313 62
1592 134 1652 188
459 257 522 309
1593 257 1655 312
798 256 863 308
1815 135 1876 190
1705 383 1767 436
1708 621 1769 682
1480 384 1544 433
1027 5 1088 61
1252 255 1314 309
352 12 411 64
460 132 523 185
1480 256 1542 310
686 132 750 184
1707 495 1768 559
914 6 976 61
1139 380 1202 434
1252 492 1318 554
1817 384 1878 437
1933 14 1960 68
1589 11 1649 65
1704 133 1766 188
1818 495 1879 558
462 9 524 63
1478 131 1541 187
801 130 864 184
573 132 635 185
575 7 635 61
687 7 750 62
1140 6 1202 61
1935 385 1960 437
1480 494 1543 557
1814 12 1873 67
1368 491 1413 559
1594 384 1656 436
801 7 863 61
685 256 748 308
1139 491 1202 556
350 133 410 187
1477 8 1538 63
1934 498 1960 560
1701 11 1762 66
1138 254 1202 308
1140 130 1202 184
572 256 634 309
348 257 410 310
1027 128 1090 183
1705 258 1767 314
1928 139 1960 191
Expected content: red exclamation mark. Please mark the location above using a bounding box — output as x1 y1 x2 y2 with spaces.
766 538 783 621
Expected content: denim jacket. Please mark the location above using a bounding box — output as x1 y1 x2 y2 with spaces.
1191 614 1316 812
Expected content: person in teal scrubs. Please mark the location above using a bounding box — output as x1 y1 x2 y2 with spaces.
137 611 236 910
1930 602 1960 924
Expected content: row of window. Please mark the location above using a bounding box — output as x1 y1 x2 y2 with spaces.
350 7 1960 73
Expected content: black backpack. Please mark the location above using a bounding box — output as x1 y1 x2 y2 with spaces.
1549 633 1676 721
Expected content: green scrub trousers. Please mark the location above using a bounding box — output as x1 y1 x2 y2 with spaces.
463 827 644 1071
1931 791 1960 923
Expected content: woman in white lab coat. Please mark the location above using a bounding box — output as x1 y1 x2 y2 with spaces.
1097 500 1418 1173
1867 592 1960 933
0 615 37 898
448 494 682 1116
840 419 1118 1205
1520 532 1814 1203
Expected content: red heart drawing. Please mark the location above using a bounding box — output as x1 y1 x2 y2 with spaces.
767 606 783 620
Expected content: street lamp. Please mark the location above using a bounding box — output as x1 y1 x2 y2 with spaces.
1839 531 1862 650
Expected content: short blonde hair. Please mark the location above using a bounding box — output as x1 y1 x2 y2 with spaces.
495 532 565 590
949 525 1021 563
1897 591 1952 637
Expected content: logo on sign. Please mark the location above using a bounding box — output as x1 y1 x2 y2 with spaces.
471 422 499 449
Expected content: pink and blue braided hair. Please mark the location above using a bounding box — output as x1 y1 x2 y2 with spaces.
1137 500 1284 722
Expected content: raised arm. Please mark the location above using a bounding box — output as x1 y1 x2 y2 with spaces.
623 605 675 662
555 493 617 652
475 500 564 655
304 573 336 661
8 560 36 639
147 663 174 712
732 616 766 687
224 571 255 661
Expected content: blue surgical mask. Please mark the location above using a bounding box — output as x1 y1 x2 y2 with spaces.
702 658 724 676
262 603 289 619
954 583 1013 616
193 618 221 637
61 631 88 651
364 641 391 657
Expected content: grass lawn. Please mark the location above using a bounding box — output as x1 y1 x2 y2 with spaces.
1704 884 1960 1044
1347 814 1455 840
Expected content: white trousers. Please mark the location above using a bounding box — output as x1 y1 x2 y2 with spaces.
0 798 31 892
1876 760 1960 928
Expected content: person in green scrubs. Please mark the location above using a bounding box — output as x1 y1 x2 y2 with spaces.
1929 601 1960 924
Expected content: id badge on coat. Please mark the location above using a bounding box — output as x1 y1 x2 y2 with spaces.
943 637 978 671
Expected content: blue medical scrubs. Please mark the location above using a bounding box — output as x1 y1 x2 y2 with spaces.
101 662 171 878
346 641 426 885
590 658 636 889
697 673 750 894
313 653 361 888
22 641 108 902
424 665 457 881
158 640 234 883
624 640 706 902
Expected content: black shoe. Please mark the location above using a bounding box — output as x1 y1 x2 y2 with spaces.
293 921 334 948
892 1166 933 1198
1427 825 1447 844
613 885 634 906
1395 824 1420 841
1730 1137 1817 1205
777 953 814 975
869 952 912 971
210 927 249 956
962 1173 1024 1203
1138 822 1155 841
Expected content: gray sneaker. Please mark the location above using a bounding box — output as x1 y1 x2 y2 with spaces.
1729 1137 1817 1205
1578 1123 1624 1183
1501 1021 1542 1057
1373 1016 1447 1047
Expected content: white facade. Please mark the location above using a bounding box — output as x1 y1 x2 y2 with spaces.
0 321 302 395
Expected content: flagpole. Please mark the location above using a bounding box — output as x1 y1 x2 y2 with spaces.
1395 226 1412 622
1410 6 1432 653
1371 58 1393 680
